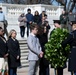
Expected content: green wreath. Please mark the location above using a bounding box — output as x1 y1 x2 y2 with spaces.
45 28 70 68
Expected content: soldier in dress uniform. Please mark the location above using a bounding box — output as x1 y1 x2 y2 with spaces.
50 20 66 75
62 21 76 75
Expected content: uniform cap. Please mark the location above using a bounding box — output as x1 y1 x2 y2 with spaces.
53 20 60 24
71 21 76 26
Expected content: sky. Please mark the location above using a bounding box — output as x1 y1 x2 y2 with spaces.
52 0 76 12
52 0 59 6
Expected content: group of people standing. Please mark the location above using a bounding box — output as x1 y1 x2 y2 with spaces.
27 9 76 75
26 8 50 75
0 6 76 75
0 7 50 75
0 27 21 75
60 10 76 75
60 10 76 32
50 12 76 75
18 8 48 38
27 22 50 75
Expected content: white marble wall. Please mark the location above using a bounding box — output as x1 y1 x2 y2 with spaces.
0 3 64 39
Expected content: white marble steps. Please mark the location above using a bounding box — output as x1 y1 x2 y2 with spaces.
18 39 27 43
18 39 29 67
21 52 28 57
21 56 28 60
20 46 28 50
21 60 29 67
20 49 28 53
20 44 28 47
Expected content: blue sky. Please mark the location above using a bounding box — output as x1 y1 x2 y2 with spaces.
52 0 75 12
52 0 59 6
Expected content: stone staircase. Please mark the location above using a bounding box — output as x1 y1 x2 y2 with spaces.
18 39 29 67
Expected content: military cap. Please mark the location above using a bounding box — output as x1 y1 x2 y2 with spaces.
71 21 76 26
53 20 60 24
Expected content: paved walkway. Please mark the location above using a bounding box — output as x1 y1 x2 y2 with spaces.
17 67 71 75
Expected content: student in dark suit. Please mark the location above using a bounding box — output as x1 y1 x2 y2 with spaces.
62 21 76 75
7 29 21 75
0 27 8 75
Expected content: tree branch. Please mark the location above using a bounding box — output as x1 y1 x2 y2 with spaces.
56 0 65 5
70 2 75 12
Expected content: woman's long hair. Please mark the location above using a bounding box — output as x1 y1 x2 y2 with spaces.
8 29 16 38
34 11 39 16
37 25 44 35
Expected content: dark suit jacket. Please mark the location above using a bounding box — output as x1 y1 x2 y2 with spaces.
37 33 49 67
62 30 76 71
7 38 21 68
0 36 7 57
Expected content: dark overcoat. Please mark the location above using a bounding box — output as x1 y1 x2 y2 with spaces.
7 38 21 68
37 33 49 68
0 36 7 57
62 30 76 72
33 15 41 25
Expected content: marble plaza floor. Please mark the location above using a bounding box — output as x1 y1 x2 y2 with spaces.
17 66 71 75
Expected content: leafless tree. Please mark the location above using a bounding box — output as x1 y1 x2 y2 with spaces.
55 0 76 12
5 0 76 12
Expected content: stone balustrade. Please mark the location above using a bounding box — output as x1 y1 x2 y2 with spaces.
0 4 64 16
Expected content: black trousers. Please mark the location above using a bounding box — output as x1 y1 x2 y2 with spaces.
27 23 30 37
39 58 49 75
57 67 63 75
20 26 25 37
